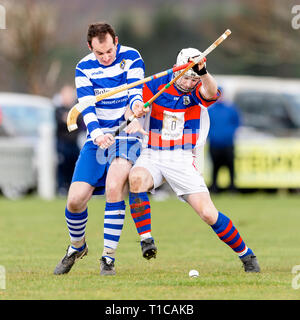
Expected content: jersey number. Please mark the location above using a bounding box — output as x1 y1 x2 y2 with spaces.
162 110 185 140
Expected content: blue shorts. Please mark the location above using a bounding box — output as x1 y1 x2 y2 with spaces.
72 138 142 195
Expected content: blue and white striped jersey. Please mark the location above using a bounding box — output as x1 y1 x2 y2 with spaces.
75 43 145 142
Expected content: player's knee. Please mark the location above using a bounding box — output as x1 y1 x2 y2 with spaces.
199 207 217 225
67 192 88 212
106 179 124 199
129 170 144 192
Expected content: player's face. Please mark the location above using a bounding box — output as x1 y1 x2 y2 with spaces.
90 34 118 66
176 76 200 92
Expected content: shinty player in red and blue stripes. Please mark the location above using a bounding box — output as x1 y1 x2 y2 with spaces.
128 48 260 272
145 81 209 150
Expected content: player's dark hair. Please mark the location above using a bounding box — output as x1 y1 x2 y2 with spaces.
87 22 116 48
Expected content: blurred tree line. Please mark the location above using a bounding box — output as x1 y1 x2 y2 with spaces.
0 0 299 96
117 0 300 78
0 0 60 95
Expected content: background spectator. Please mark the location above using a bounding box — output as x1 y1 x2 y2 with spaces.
54 85 83 196
208 91 241 193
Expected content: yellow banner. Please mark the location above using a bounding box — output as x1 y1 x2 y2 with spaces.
204 139 300 188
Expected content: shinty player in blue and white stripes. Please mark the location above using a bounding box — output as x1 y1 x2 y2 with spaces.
54 22 149 276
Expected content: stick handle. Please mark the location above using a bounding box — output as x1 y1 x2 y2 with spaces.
111 115 136 137
95 62 191 102
145 29 231 106
193 29 231 65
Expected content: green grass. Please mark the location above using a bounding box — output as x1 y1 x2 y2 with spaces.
1 193 300 300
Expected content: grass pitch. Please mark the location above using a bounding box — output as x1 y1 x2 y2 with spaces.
1 193 300 300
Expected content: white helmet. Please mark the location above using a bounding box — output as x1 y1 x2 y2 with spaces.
174 48 204 93
175 48 204 78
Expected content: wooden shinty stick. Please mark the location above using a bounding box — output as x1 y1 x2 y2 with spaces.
67 62 193 132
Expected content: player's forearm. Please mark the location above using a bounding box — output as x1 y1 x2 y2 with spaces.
199 73 218 100
128 93 143 111
81 106 104 142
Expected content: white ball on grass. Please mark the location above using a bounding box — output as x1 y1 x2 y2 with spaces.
189 269 199 278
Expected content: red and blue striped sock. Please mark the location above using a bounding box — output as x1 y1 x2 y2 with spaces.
129 192 152 240
211 212 253 258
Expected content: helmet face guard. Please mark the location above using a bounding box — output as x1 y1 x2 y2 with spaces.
174 48 205 93
174 76 200 93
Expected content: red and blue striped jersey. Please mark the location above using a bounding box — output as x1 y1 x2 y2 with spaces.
143 73 221 150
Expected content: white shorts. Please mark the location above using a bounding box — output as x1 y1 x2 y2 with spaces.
133 148 209 197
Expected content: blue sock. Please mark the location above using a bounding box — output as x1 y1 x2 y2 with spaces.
65 207 88 246
103 201 126 250
71 243 86 252
211 212 253 258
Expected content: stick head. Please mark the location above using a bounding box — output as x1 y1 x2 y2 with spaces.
67 104 81 132
67 123 78 132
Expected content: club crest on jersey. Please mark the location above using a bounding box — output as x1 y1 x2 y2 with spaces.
183 96 190 105
120 59 126 70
